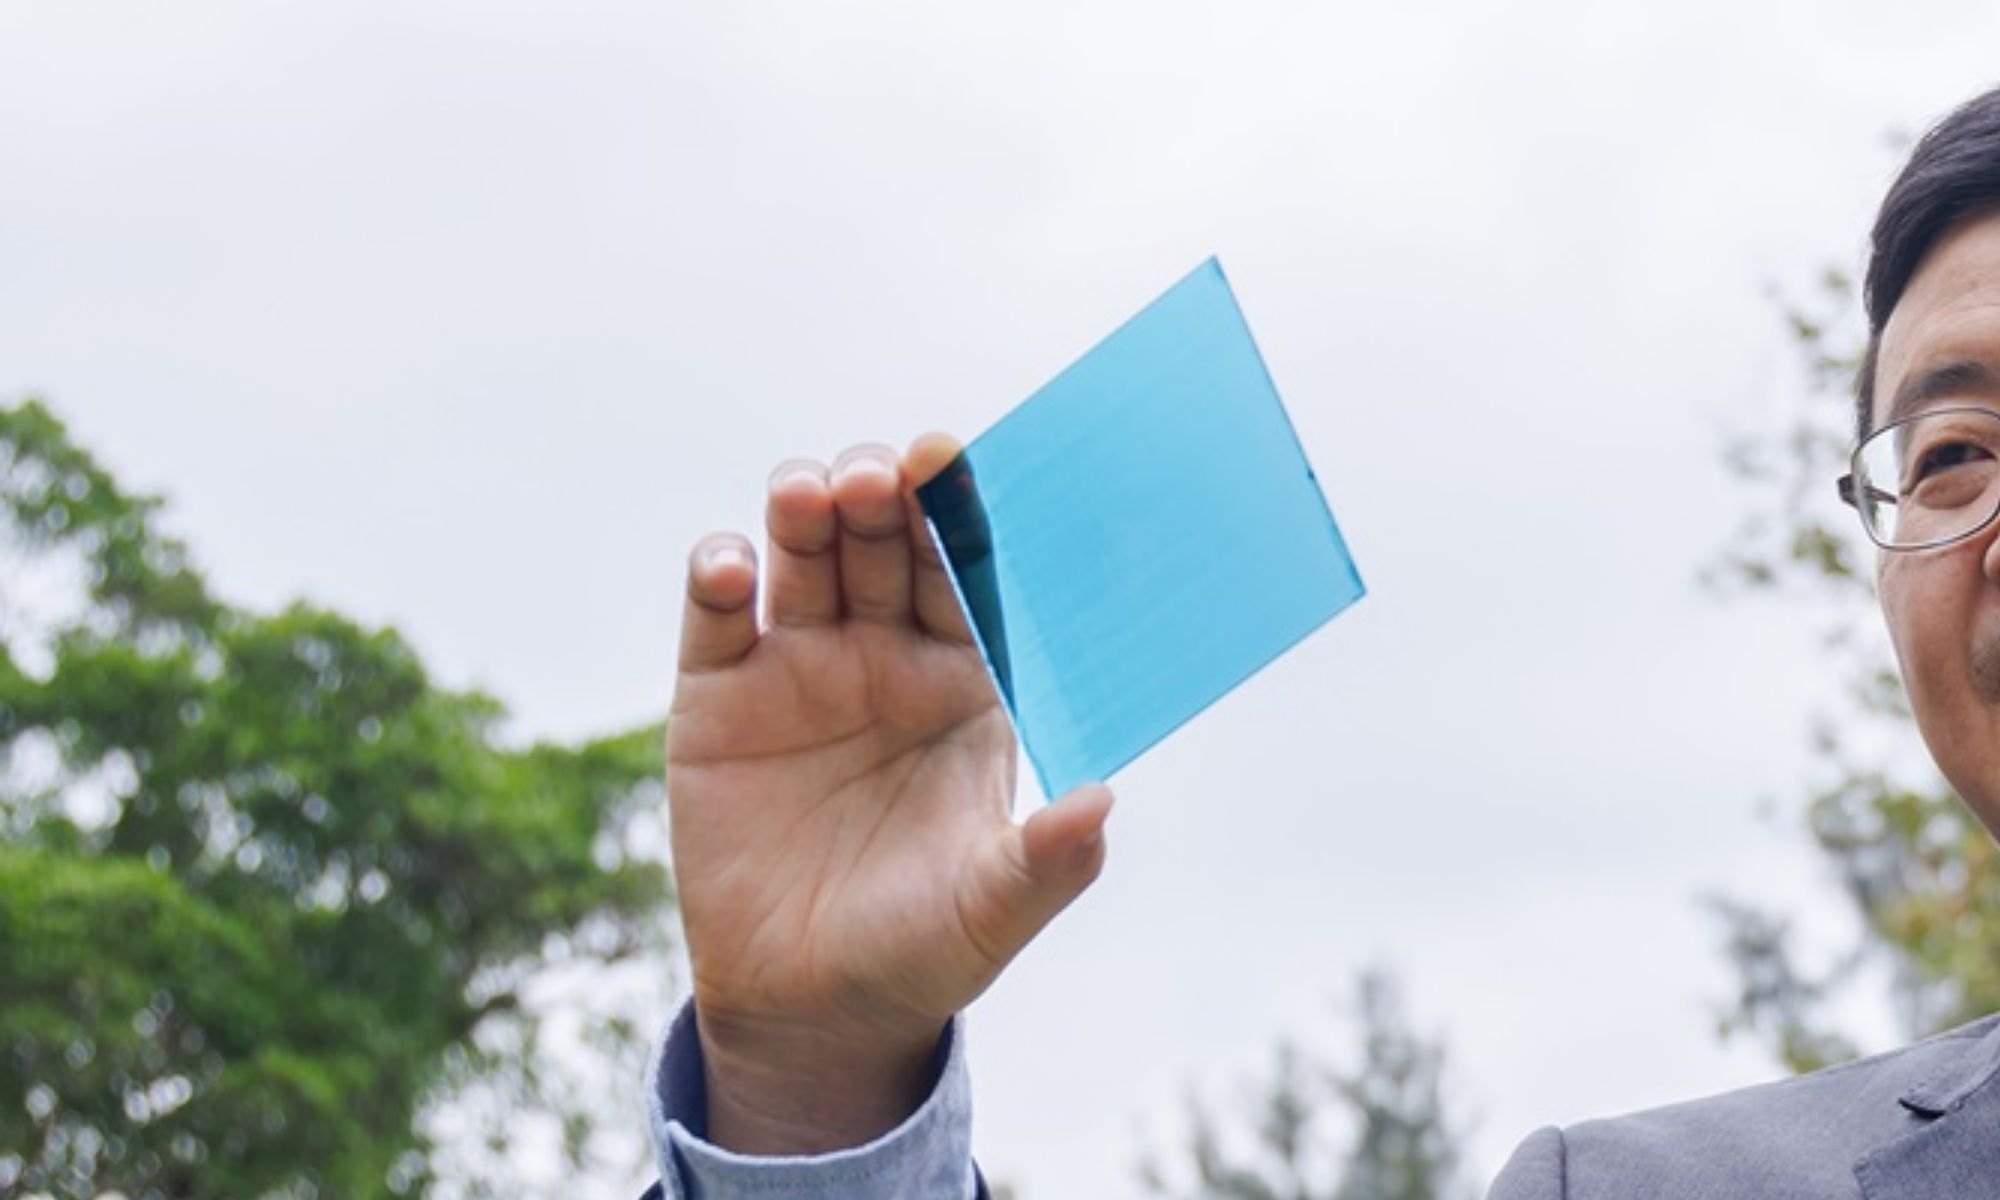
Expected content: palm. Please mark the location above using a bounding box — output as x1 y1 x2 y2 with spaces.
666 437 1108 1067
668 619 1017 1031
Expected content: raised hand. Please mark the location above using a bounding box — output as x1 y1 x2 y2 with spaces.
667 434 1115 1154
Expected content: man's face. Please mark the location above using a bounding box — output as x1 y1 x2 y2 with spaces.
1875 207 2000 831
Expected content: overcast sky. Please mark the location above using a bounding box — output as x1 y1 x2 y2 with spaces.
7 2 2000 1195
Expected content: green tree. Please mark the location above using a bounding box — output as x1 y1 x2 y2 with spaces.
0 399 670 1198
1703 261 2000 1074
1137 968 1471 1200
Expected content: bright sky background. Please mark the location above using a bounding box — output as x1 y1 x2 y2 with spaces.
6 2 2000 1195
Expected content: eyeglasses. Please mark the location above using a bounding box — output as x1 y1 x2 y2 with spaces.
1838 406 2000 550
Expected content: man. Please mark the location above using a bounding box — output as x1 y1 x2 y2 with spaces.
643 85 2000 1198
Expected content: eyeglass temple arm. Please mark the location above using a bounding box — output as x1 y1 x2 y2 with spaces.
1836 473 1896 509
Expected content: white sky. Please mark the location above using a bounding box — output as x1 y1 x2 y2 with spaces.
5 2 2000 1195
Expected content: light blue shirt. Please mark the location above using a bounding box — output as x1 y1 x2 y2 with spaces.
646 998 982 1199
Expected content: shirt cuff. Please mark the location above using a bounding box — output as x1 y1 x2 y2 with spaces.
645 997 978 1200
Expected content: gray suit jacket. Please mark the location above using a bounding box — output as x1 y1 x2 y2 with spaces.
1488 1012 2000 1198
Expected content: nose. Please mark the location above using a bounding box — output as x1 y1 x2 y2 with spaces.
1982 515 2000 582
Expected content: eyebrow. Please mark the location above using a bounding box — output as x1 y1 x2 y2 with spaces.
1884 359 2000 427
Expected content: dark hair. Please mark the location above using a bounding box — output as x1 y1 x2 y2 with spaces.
1858 85 2000 441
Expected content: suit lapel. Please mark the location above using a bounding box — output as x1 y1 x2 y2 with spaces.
1855 1021 2000 1199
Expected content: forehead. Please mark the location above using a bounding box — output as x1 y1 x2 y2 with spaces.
1875 209 2000 430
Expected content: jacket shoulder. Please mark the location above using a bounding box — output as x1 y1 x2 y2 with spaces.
1493 1014 2000 1199
1488 1125 1566 1199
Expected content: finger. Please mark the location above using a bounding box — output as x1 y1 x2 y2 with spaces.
764 458 840 626
1019 783 1114 880
968 784 1115 963
903 432 975 644
679 534 759 673
832 443 913 624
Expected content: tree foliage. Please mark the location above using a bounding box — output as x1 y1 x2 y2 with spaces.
1137 968 1471 1200
1705 265 2000 1074
0 399 669 1198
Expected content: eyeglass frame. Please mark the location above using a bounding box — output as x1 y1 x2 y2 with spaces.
1836 403 2000 551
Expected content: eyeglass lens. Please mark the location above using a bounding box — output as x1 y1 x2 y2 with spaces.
1856 408 2000 547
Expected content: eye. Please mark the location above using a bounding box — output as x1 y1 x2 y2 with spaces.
1912 438 1993 480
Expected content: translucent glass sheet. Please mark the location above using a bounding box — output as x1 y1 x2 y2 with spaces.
918 258 1365 798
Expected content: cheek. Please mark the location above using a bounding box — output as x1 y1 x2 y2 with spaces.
1879 555 1920 662
1880 547 1989 708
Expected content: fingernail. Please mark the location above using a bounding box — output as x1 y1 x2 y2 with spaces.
834 453 896 484
705 543 749 571
770 461 824 491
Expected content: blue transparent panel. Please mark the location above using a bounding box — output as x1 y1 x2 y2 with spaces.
918 258 1365 798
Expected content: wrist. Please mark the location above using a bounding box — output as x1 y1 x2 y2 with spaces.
695 1002 948 1155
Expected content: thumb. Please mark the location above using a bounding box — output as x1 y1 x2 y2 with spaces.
1021 782 1114 879
978 784 1115 957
